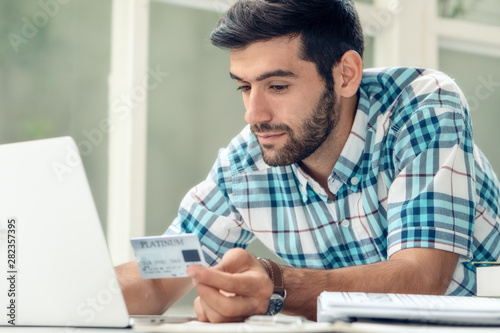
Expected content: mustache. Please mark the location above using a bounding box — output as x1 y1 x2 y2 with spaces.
251 123 291 134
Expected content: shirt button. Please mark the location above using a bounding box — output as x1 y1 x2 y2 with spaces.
351 177 359 186
341 219 350 228
301 186 307 195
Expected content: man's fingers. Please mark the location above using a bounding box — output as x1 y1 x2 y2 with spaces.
187 265 272 297
187 249 275 323
194 284 245 323
193 296 209 322
197 294 238 323
194 281 267 321
214 247 256 273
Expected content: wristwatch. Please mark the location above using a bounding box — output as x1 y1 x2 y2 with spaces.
257 257 286 316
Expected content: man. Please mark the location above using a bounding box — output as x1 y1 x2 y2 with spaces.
116 0 500 323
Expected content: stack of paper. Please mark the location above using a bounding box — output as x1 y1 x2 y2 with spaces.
317 292 500 326
475 262 500 297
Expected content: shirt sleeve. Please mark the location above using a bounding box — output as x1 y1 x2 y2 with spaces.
166 147 255 266
386 96 475 260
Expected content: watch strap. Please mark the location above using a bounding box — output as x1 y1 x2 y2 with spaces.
257 258 285 297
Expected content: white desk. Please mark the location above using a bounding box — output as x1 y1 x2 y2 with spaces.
3 320 500 333
0 328 131 333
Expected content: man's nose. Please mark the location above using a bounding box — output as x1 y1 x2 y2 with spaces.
244 90 272 125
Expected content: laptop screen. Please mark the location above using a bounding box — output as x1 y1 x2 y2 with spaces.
0 137 129 327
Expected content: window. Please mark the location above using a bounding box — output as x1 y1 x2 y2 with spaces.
146 3 246 236
1 0 112 228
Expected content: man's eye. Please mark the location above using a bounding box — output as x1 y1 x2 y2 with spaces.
237 85 251 92
271 85 288 93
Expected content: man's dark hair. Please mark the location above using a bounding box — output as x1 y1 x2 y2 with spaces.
210 0 364 87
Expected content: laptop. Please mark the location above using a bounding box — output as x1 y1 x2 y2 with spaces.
0 136 130 327
318 292 500 326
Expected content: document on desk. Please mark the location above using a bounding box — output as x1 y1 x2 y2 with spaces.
133 315 338 332
317 292 500 326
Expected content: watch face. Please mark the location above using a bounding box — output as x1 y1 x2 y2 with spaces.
266 294 285 315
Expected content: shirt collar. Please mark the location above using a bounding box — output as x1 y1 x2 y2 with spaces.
329 87 370 193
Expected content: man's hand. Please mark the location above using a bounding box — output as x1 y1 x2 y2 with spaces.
186 248 273 323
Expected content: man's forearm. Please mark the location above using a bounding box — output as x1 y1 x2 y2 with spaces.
115 261 193 315
282 248 459 320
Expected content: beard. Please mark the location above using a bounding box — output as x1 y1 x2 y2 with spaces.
251 86 338 167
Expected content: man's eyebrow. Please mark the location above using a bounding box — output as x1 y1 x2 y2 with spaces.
229 70 298 82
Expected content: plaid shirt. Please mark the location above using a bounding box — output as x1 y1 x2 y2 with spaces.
167 67 500 295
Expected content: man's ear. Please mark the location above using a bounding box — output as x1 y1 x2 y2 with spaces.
334 50 363 98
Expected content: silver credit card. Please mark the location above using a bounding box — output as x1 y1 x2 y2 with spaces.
130 234 206 279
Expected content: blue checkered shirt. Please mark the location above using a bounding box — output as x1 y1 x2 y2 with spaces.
167 67 500 295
